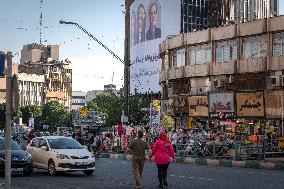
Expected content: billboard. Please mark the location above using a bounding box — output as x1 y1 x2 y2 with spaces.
236 92 265 117
209 92 235 119
188 96 208 117
0 53 5 76
173 96 189 113
265 90 284 118
130 0 181 94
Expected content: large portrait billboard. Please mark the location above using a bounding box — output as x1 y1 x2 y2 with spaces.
209 92 235 119
130 0 181 94
236 92 265 117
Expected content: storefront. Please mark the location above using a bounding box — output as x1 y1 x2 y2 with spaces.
188 95 209 130
173 96 189 129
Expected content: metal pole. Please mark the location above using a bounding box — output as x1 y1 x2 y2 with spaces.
150 103 153 127
5 51 13 189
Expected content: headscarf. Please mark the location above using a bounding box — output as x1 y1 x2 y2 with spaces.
159 131 170 144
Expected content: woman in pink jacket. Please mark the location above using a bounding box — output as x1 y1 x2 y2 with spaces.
150 131 176 188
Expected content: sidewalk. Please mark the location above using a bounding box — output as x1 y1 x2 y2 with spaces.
100 153 284 171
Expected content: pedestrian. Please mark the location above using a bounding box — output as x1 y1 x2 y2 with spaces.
149 131 176 188
170 130 178 153
127 130 151 189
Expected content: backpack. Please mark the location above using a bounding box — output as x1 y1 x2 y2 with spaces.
96 137 102 146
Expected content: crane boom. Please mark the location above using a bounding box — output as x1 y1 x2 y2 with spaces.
59 20 126 65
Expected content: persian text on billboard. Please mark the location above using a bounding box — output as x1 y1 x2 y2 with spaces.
130 0 180 94
188 96 208 117
209 92 235 118
236 92 265 117
265 90 284 118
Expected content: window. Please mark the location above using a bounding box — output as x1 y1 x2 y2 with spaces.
176 49 186 68
243 35 268 59
189 43 211 65
273 32 284 56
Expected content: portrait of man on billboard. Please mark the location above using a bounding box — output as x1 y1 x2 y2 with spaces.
136 4 146 44
146 1 161 41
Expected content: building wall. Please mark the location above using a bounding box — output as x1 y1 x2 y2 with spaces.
160 15 284 99
71 91 87 110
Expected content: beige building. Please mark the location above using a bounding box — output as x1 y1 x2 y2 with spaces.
20 43 59 64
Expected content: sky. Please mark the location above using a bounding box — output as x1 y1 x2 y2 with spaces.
0 1 284 92
0 0 125 92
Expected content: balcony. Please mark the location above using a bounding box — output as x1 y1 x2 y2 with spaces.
159 70 168 83
270 56 284 71
237 58 267 73
212 60 236 75
184 64 210 77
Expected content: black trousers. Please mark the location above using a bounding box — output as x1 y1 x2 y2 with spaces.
156 163 169 184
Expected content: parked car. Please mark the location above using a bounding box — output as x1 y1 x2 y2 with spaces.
0 137 33 176
26 136 95 176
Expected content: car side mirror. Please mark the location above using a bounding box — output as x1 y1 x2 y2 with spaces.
41 146 49 151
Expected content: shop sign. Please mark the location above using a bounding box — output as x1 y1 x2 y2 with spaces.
265 90 284 118
161 99 173 115
236 92 264 117
173 96 188 113
188 96 208 117
209 92 235 119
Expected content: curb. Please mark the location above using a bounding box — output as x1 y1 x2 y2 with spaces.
105 153 284 171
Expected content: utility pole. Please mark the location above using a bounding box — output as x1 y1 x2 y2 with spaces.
5 51 13 189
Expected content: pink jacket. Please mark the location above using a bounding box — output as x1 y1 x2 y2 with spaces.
150 131 175 165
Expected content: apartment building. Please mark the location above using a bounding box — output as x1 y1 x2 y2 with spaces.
71 91 87 110
159 15 284 130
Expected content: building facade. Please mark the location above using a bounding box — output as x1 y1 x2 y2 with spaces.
71 91 87 110
20 43 59 64
159 16 284 135
18 73 45 107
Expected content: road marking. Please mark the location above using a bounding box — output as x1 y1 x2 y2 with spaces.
198 178 206 180
248 172 255 174
179 175 186 178
170 174 176 177
121 162 127 164
188 177 195 179
207 178 215 181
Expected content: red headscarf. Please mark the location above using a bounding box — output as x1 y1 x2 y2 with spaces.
159 131 170 144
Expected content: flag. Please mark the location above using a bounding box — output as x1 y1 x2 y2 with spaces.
0 53 5 76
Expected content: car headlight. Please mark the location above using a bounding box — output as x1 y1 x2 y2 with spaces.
23 153 32 161
56 154 70 159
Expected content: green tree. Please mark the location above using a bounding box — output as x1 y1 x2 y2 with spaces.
128 94 149 125
0 103 6 129
41 101 71 132
86 101 98 111
20 105 42 130
161 115 174 131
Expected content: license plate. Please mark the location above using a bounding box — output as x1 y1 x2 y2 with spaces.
12 168 23 172
75 162 88 165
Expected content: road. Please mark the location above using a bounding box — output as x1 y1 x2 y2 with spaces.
1 158 283 189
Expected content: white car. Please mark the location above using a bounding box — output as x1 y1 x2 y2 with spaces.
26 136 95 176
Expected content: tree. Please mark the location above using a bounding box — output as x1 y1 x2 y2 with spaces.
86 101 98 111
128 94 149 125
0 103 6 129
41 101 71 132
161 115 174 131
20 105 42 130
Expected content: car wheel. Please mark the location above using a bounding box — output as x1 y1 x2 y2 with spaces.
83 170 94 176
48 160 56 176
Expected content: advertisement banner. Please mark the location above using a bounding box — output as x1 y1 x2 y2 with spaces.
265 90 284 118
0 53 5 76
130 0 181 94
150 100 160 125
209 92 235 119
236 92 265 117
173 96 189 113
188 96 208 117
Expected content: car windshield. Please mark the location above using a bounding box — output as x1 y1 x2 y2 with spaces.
0 138 22 150
47 138 83 149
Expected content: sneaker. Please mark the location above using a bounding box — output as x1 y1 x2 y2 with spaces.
163 181 168 186
159 183 164 188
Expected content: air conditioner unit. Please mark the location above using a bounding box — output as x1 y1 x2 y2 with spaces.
214 79 223 88
271 76 279 87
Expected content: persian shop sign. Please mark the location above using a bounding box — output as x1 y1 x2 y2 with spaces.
173 96 188 113
236 92 265 117
188 96 208 117
209 92 235 118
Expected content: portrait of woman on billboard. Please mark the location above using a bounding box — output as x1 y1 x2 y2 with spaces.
136 4 146 44
146 0 161 41
131 10 137 46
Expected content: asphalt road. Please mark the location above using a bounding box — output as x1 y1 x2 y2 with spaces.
1 158 283 189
